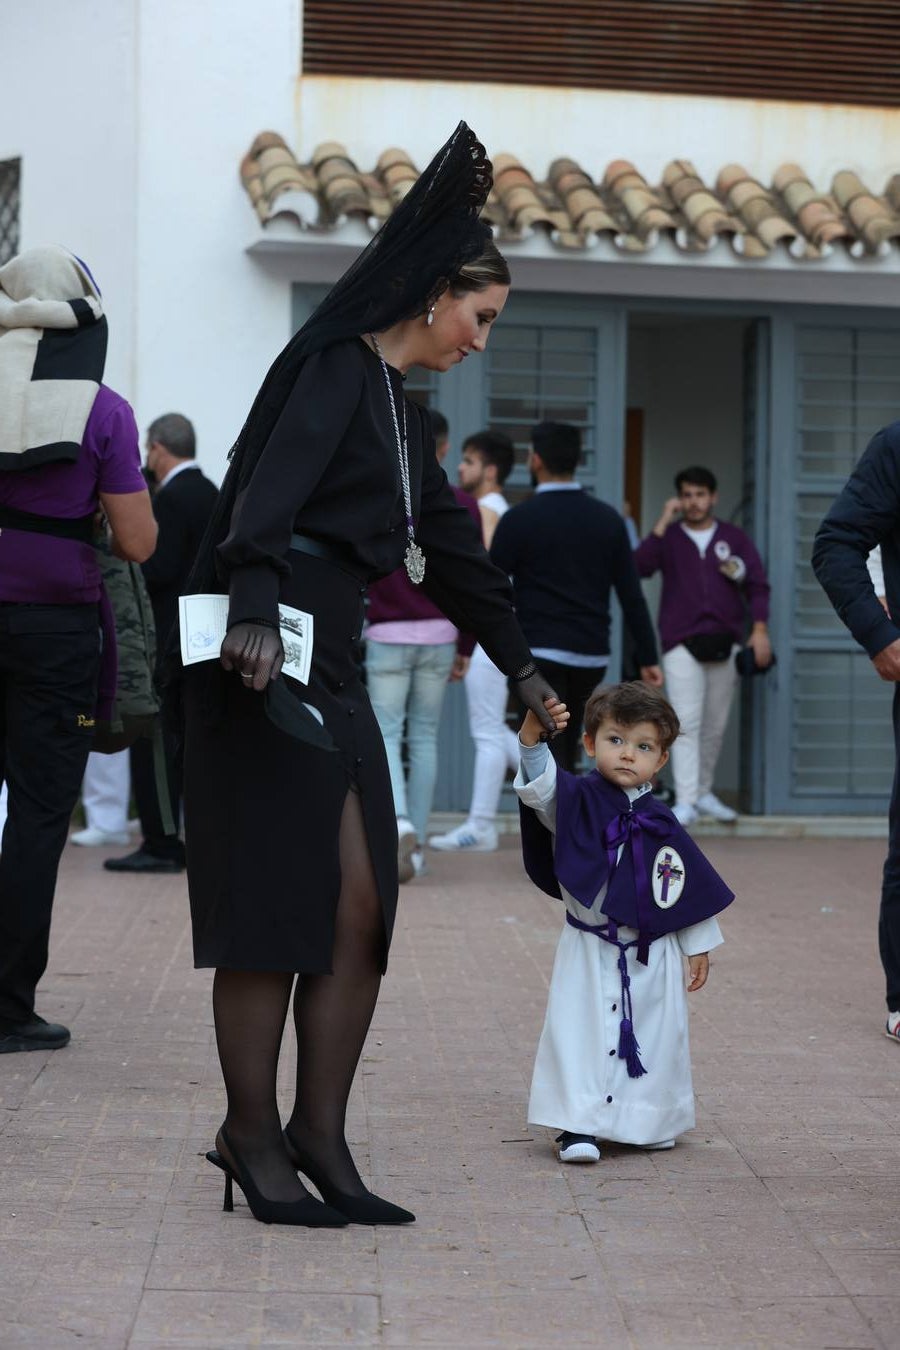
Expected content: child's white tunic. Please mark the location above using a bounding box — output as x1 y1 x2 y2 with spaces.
515 750 723 1145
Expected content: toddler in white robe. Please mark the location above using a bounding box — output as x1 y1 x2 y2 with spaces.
515 683 724 1162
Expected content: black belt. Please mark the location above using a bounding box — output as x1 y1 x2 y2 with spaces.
0 502 96 543
289 533 370 585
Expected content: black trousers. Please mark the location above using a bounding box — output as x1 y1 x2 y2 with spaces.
0 603 100 1022
526 659 608 773
881 684 900 1012
130 716 183 861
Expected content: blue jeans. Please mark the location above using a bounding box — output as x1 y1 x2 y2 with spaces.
365 639 456 843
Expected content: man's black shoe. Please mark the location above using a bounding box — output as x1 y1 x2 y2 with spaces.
0 1014 71 1054
104 849 184 874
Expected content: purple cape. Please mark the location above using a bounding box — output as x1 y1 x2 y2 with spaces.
519 767 734 963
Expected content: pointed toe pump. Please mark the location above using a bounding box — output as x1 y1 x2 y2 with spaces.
283 1127 416 1225
206 1134 348 1227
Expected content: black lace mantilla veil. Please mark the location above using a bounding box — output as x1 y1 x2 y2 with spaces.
185 121 493 602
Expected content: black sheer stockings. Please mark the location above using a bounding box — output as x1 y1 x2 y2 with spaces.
212 968 313 1204
286 788 384 1197
212 788 384 1205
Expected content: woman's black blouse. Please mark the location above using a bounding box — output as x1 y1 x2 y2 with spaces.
217 338 532 677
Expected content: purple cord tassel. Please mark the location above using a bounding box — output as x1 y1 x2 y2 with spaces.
618 1017 647 1078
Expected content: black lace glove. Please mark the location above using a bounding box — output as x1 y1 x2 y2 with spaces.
512 663 561 738
220 620 284 692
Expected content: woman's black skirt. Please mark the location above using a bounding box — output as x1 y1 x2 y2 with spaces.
182 551 397 972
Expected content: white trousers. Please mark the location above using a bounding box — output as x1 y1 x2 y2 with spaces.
463 645 519 826
81 749 131 833
662 643 739 807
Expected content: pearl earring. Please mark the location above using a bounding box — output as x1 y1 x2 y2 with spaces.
426 306 435 327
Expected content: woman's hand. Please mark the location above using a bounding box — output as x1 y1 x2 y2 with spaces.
514 666 563 737
220 621 284 692
520 697 569 747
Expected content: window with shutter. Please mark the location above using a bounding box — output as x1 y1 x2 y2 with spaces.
0 159 20 266
792 326 900 800
485 323 597 502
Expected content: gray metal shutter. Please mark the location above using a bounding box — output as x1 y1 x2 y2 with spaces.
791 326 899 803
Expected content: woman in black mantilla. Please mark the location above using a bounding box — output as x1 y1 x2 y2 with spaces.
180 124 558 1226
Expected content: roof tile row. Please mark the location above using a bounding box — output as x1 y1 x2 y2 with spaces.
241 133 900 263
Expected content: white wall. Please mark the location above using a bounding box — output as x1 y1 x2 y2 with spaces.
1 0 301 482
631 319 747 537
134 0 300 478
296 75 900 189
0 0 139 396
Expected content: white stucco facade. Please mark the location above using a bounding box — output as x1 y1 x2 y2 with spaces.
295 74 900 192
1 0 299 476
3 0 900 484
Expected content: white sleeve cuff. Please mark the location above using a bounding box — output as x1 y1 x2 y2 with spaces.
676 915 724 957
513 748 558 827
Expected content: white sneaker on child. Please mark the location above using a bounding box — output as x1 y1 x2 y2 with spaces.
696 792 738 823
428 821 498 852
886 1011 900 1042
556 1132 601 1163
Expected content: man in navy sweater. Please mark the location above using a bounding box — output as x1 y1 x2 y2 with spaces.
490 421 661 772
813 422 900 1045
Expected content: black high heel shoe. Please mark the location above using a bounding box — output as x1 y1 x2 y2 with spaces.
283 1126 415 1225
206 1130 348 1227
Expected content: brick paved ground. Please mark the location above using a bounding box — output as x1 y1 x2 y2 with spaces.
1 831 899 1348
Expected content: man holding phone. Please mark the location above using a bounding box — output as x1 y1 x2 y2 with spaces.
635 466 772 826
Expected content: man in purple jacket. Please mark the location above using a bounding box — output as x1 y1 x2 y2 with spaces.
635 466 772 827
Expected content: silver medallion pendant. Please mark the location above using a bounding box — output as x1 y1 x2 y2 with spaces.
405 542 426 584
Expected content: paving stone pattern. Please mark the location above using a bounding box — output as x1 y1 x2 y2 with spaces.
1 834 898 1348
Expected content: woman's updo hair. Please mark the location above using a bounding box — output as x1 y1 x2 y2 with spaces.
447 239 510 296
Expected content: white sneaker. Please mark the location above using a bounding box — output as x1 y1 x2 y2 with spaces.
397 818 417 885
696 792 738 823
70 826 131 847
428 822 498 852
671 803 698 828
556 1132 601 1164
886 1012 900 1042
641 1139 676 1150
410 849 429 878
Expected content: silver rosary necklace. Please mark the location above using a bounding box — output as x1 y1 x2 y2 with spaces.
370 333 426 584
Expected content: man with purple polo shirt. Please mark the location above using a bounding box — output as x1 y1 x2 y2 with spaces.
0 246 156 1054
635 466 772 827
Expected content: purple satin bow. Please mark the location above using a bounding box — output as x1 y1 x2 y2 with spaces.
603 809 670 965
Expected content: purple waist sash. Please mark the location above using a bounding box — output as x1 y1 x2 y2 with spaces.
565 912 647 1079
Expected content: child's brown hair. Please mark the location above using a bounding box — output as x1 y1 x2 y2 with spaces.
583 682 680 751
